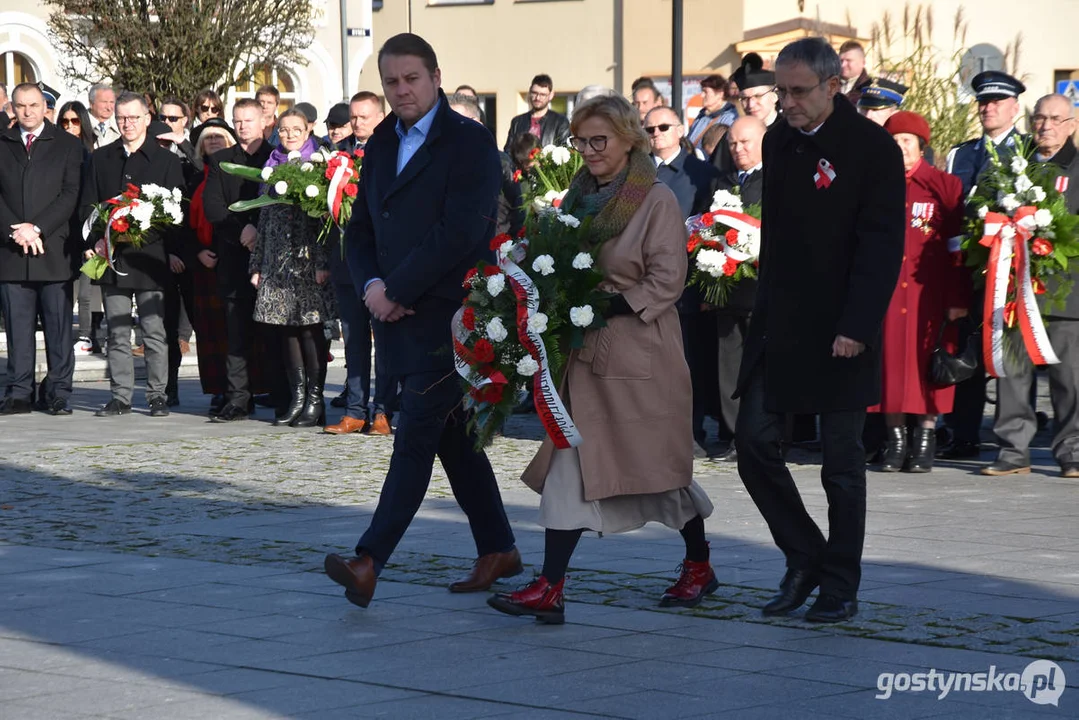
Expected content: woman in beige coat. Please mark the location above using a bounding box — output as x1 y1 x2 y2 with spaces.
488 95 716 624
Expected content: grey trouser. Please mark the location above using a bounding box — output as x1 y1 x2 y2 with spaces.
992 319 1079 465
103 287 167 405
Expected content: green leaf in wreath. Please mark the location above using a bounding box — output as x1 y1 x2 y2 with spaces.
228 195 287 213
219 162 266 181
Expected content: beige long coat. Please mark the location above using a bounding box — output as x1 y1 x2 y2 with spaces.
522 182 694 501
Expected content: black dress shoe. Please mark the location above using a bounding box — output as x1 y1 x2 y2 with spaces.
208 394 226 416
805 594 858 623
210 403 248 423
46 399 72 416
938 441 981 460
0 397 32 414
981 458 1031 476
148 397 170 417
330 393 348 409
762 568 819 616
166 392 180 407
716 442 737 463
96 399 132 417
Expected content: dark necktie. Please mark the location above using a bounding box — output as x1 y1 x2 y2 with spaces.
25 133 35 153
738 171 749 186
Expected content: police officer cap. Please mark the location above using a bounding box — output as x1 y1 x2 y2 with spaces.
858 78 908 109
971 70 1025 101
36 81 60 109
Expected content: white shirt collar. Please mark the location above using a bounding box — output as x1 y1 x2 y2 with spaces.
653 148 681 166
738 162 763 175
987 126 1016 146
20 123 45 141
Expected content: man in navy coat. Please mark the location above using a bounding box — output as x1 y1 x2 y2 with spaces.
324 33 519 608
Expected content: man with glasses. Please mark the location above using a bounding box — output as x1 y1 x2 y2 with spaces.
735 38 905 623
711 55 778 176
503 73 569 152
687 74 737 150
0 83 83 416
646 105 719 455
985 93 1079 478
942 71 1028 463
88 83 119 149
84 92 184 418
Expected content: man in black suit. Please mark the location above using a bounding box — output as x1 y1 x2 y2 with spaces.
0 83 83 415
202 98 273 422
503 73 569 152
711 116 765 462
325 33 519 608
85 92 184 418
735 39 904 623
987 93 1079 477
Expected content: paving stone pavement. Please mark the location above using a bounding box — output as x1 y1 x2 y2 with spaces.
0 372 1077 719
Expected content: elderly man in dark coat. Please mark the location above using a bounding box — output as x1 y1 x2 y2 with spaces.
735 38 905 623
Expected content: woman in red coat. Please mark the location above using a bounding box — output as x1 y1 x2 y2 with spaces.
870 112 969 472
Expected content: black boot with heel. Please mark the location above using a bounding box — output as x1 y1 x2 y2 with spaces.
880 426 907 472
906 427 936 473
275 367 307 426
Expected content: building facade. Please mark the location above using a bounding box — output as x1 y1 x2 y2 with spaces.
1 1 1076 143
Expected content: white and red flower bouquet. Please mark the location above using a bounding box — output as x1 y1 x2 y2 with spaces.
453 206 612 449
80 182 184 279
523 144 584 212
685 189 762 305
962 142 1079 376
221 147 363 240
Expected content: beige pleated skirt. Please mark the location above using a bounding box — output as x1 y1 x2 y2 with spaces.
537 447 714 534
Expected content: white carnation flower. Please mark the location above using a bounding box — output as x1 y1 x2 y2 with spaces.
301 162 314 172
569 305 595 328
1031 185 1047 203
287 150 302 161
571 252 593 270
516 355 540 377
695 248 727 278
304 185 319 198
549 146 572 166
274 181 289 195
486 316 508 343
557 213 581 228
1035 208 1054 228
261 167 273 181
486 273 506 297
1000 193 1021 213
1011 156 1029 174
498 240 514 258
172 187 182 202
130 200 154 230
710 189 743 211
139 184 166 199
310 153 324 163
527 312 548 334
1014 175 1034 194
531 254 556 276
978 205 989 219
162 200 183 225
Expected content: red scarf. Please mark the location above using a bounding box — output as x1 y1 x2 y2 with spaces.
189 165 213 247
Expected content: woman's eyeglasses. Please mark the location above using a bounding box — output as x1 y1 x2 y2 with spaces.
158 114 183 123
569 135 608 152
199 104 221 115
644 123 674 135
60 117 81 128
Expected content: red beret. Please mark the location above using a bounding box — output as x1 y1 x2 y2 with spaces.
884 111 931 145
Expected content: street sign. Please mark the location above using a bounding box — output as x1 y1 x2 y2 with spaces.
1056 80 1079 107
347 28 370 37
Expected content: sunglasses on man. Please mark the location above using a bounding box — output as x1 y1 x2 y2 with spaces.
644 123 675 135
199 104 221 114
158 114 184 123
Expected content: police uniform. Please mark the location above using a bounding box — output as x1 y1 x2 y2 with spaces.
942 71 1028 460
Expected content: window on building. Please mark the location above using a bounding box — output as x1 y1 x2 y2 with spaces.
234 64 297 115
1 51 38 88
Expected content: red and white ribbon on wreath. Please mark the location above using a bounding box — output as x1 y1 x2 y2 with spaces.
980 208 1060 377
709 208 762 262
326 156 355 225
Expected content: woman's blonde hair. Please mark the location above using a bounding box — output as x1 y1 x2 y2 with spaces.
195 127 235 158
569 94 649 154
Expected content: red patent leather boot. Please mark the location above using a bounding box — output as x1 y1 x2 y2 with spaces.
659 559 719 608
487 576 565 625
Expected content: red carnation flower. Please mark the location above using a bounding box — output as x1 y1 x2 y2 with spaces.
343 183 358 198
1032 238 1054 256
489 233 512 251
703 240 723 250
528 148 541 160
324 168 335 180
722 258 739 277
687 235 702 254
724 228 739 245
111 217 130 233
462 268 478 287
512 169 522 182
701 212 715 226
477 384 504 404
473 339 495 364
483 265 501 277
354 148 365 159
462 306 476 331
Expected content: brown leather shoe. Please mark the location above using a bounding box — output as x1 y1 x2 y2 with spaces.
449 548 524 593
324 553 377 608
323 415 367 435
369 412 392 435
132 344 145 357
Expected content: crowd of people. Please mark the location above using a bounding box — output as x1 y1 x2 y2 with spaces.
2 30 1078 624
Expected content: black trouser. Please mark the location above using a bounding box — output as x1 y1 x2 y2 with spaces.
945 303 986 445
716 312 748 439
222 288 256 407
164 269 194 396
356 370 515 566
736 363 867 599
681 310 718 443
0 281 74 403
993 319 1079 466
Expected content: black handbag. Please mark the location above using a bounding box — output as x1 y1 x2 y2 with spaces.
929 317 979 387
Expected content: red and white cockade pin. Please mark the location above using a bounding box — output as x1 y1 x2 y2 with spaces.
1056 175 1070 194
814 158 836 190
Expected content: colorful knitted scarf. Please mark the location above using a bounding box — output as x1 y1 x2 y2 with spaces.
562 149 657 248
